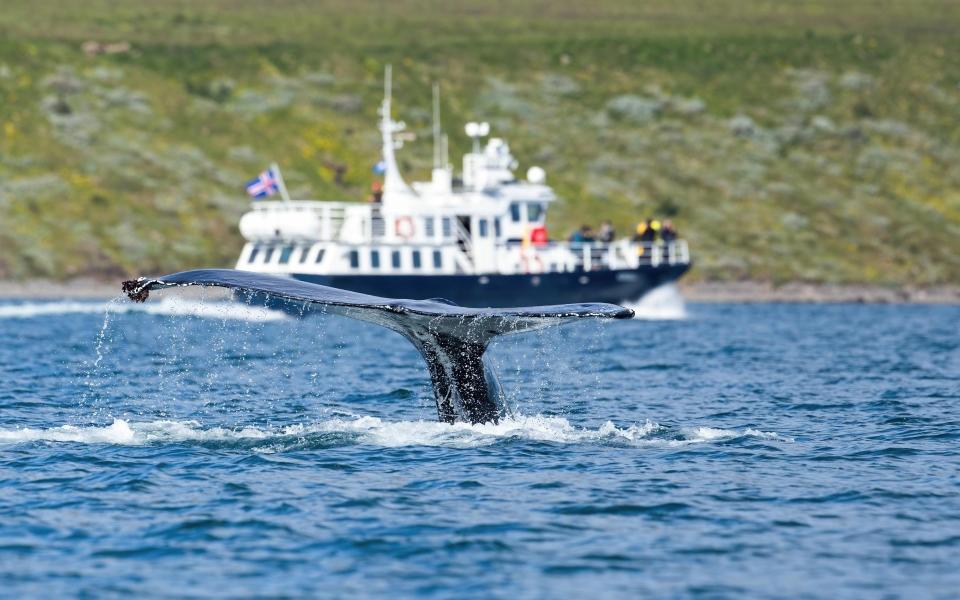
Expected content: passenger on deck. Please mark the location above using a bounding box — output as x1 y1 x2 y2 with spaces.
661 220 677 243
368 181 383 204
633 221 648 242
580 225 596 243
639 219 657 242
599 220 615 243
568 228 585 243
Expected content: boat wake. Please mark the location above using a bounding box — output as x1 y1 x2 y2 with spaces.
0 416 791 450
0 298 286 322
623 284 687 320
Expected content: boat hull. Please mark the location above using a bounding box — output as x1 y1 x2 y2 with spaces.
286 263 690 307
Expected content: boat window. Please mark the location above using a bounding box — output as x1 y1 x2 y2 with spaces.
370 250 380 269
478 219 488 238
494 218 502 238
433 250 442 269
314 248 326 264
442 217 452 238
278 245 294 264
298 247 310 264
263 246 275 263
424 217 435 238
527 203 544 222
348 250 359 269
510 203 521 223
392 250 401 269
412 250 421 269
247 245 261 264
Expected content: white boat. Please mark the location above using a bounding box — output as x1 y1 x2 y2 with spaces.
235 68 690 307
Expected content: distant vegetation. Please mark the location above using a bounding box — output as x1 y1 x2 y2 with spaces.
1 0 958 283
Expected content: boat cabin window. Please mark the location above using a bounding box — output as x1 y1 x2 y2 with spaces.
278 245 294 265
298 247 310 263
424 217 435 238
314 248 326 264
412 250 421 269
263 246 275 263
442 217 452 238
494 218 502 238
392 250 401 269
433 250 442 269
478 219 489 238
527 203 544 222
370 250 380 269
248 245 261 264
510 203 521 223
347 250 359 269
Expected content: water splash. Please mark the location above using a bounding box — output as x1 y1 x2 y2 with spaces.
0 298 287 322
623 284 687 320
0 416 791 449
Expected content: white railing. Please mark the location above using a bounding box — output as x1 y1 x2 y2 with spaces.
243 200 353 242
506 239 689 274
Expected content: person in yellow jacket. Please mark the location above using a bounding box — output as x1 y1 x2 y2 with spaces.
633 221 648 241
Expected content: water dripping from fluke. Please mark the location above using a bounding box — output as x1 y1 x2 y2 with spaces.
122 269 633 425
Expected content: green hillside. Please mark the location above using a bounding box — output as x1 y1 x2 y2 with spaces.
1 0 959 283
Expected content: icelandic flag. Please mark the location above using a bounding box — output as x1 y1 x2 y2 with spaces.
245 168 279 199
372 160 387 175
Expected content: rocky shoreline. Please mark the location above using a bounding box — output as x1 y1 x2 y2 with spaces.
678 281 960 304
1 278 958 304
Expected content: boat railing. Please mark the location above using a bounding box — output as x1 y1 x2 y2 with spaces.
582 239 689 269
507 239 689 272
244 200 354 241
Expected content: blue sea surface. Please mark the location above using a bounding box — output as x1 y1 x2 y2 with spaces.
0 292 958 599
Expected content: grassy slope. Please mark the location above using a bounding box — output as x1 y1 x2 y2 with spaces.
0 0 958 283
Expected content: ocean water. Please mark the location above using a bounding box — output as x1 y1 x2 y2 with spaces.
1 290 958 599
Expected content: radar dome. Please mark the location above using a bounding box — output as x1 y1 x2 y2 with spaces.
526 166 546 184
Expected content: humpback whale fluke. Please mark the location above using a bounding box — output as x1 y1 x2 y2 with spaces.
122 269 633 424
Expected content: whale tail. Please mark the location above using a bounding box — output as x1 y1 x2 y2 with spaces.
123 269 633 424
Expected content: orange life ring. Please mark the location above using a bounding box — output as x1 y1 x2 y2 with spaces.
395 216 415 240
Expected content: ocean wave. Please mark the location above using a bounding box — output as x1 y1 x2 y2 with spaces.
0 416 791 449
0 298 286 322
623 284 688 320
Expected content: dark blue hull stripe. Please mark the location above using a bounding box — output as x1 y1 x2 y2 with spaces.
289 264 690 307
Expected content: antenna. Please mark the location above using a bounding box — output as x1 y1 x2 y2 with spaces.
441 133 449 169
384 64 392 103
432 83 441 169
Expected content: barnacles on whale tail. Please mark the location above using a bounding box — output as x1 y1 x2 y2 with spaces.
122 279 151 303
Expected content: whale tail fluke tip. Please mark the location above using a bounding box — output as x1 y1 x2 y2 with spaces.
122 279 150 303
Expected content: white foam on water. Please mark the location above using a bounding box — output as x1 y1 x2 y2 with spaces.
0 419 138 444
0 298 286 322
623 284 688 320
0 416 791 448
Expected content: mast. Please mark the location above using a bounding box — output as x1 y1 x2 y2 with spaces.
430 82 452 192
432 83 441 169
379 65 414 202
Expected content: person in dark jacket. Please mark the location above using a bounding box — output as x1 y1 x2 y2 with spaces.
598 220 615 243
661 220 677 242
639 219 657 242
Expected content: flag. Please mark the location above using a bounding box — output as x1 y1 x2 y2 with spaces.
372 160 387 175
245 168 279 199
